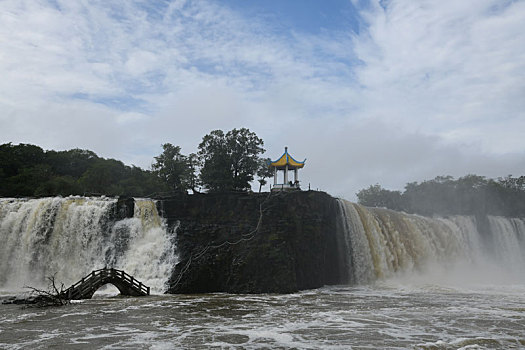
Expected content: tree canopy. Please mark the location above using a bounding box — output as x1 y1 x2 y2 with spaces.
256 158 274 193
0 143 168 197
197 128 265 192
356 175 525 217
152 144 196 193
356 184 402 210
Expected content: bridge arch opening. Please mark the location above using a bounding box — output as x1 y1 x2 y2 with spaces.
92 283 121 297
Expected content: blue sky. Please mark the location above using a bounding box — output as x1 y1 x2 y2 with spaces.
218 0 362 34
1 0 524 200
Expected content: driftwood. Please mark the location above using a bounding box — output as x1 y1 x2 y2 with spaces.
19 275 70 307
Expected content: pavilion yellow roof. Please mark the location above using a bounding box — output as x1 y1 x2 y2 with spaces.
269 147 305 169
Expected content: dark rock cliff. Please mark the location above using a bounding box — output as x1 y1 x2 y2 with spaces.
158 191 343 294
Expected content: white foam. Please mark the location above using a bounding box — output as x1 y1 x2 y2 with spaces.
0 197 178 294
337 200 525 286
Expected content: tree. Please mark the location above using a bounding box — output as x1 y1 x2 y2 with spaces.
256 158 274 193
152 143 194 193
186 153 201 193
35 175 81 197
0 142 187 197
3 143 45 176
79 159 127 195
117 166 170 197
498 175 525 191
198 128 265 192
356 184 402 210
402 176 457 215
46 148 98 178
357 174 525 217
7 164 53 197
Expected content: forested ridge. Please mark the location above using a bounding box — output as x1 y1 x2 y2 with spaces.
0 143 170 197
357 175 525 217
0 128 272 198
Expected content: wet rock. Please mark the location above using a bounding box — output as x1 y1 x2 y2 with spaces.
161 191 343 294
115 197 134 220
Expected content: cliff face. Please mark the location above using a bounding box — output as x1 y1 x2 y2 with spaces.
159 191 342 294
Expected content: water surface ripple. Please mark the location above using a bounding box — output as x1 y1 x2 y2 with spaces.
1 284 524 349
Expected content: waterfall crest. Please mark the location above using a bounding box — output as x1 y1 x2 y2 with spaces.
0 197 177 294
337 199 525 284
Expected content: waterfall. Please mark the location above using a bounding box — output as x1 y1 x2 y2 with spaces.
0 197 177 294
336 199 525 284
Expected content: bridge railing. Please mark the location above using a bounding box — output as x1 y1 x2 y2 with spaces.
63 267 150 297
106 268 151 295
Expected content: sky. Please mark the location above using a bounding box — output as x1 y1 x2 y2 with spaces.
1 0 524 200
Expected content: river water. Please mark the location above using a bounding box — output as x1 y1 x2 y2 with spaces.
2 281 525 349
1 197 525 349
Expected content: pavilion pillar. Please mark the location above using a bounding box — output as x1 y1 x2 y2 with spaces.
294 168 298 184
273 166 277 186
284 165 288 185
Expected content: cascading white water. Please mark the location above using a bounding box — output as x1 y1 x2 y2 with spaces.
0 197 177 294
108 199 178 292
337 199 525 285
488 216 525 269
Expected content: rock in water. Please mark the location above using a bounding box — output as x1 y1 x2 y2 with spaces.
161 191 343 294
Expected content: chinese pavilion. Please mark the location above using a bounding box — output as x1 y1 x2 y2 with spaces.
269 147 306 191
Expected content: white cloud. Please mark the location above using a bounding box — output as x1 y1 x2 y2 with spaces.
0 0 524 201
352 0 525 152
